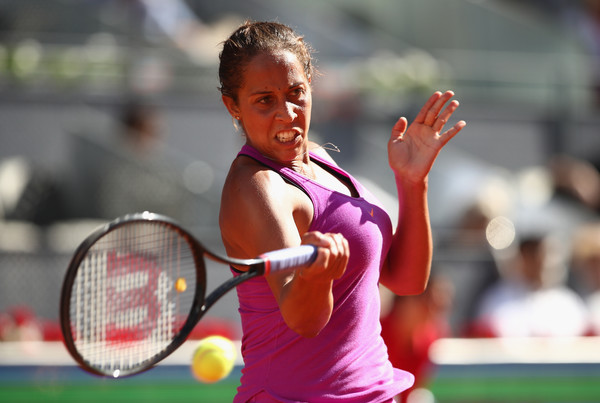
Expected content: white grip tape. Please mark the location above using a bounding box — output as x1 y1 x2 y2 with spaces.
260 245 317 274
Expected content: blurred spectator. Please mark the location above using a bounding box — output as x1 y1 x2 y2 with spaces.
539 0 600 106
550 154 600 213
0 156 65 225
571 222 600 335
117 97 163 156
97 97 188 219
468 233 590 337
0 305 62 342
103 0 239 65
446 201 502 336
64 96 193 221
381 273 454 403
574 0 600 106
0 305 42 341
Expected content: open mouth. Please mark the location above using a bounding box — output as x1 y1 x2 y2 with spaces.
276 130 298 143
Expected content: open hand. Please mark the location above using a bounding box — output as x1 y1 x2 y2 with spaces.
388 90 466 183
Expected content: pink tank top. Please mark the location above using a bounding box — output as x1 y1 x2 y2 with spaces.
231 144 414 402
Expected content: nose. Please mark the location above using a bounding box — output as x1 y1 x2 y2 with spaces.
276 101 297 121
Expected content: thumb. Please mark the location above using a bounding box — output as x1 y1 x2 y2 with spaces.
390 117 407 141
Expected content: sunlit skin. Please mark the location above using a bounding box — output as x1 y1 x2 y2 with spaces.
222 51 313 170
220 48 466 337
221 50 349 337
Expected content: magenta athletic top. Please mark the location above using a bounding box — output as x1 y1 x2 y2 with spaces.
231 144 414 403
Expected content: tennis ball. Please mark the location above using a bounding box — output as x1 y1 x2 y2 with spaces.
191 335 236 383
175 277 187 293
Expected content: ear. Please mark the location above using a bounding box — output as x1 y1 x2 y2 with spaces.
222 95 240 119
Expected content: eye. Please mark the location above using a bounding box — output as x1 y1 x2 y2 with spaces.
291 87 306 97
256 95 273 105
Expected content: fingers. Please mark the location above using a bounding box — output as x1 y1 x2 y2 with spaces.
431 99 459 133
423 90 455 127
414 90 463 133
441 120 467 145
390 117 408 141
413 91 442 124
327 233 349 279
299 232 349 281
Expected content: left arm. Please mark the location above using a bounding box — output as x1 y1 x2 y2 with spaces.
380 90 466 295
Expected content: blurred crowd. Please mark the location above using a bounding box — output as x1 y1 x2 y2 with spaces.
0 96 210 227
380 152 600 402
0 305 61 342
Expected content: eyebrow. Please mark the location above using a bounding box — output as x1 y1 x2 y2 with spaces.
249 82 306 97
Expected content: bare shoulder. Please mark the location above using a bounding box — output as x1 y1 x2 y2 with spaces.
219 155 305 259
221 155 288 203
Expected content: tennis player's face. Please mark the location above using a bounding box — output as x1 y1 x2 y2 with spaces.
224 50 312 164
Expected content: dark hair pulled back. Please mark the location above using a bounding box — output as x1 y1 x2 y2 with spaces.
218 21 315 101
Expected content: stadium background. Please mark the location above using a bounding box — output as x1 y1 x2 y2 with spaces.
1 1 599 402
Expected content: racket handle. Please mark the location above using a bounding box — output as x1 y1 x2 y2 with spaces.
260 245 318 274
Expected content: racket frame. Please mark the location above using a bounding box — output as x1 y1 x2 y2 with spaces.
60 212 315 377
60 212 256 377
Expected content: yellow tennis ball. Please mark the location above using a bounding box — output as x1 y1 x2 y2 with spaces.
175 277 187 293
191 335 236 383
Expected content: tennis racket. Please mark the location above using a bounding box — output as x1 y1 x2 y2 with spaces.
59 211 317 378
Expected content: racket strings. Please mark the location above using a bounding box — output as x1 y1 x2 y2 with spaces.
69 222 197 374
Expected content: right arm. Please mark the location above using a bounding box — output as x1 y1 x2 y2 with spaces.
219 159 348 337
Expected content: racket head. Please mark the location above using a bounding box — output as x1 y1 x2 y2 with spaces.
59 212 206 378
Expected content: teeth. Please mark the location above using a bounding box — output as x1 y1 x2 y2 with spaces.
277 131 296 142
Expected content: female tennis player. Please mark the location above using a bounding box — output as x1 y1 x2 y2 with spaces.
218 21 466 402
